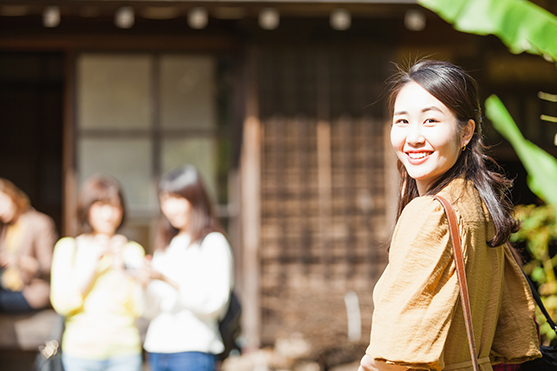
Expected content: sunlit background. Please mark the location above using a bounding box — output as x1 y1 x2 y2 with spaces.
0 1 556 370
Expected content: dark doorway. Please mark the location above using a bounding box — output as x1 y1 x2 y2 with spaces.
0 52 64 233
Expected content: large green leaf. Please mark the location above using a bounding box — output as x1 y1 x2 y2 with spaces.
486 95 557 205
418 0 557 63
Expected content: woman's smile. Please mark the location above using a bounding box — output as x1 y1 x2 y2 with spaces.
406 150 433 162
391 81 467 195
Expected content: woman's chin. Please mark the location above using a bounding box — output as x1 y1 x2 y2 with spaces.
169 221 187 231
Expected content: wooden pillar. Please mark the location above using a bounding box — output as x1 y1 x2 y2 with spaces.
240 49 262 351
384 121 399 239
316 49 332 280
62 51 77 237
317 120 332 274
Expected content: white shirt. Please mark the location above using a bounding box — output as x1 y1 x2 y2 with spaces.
143 232 233 354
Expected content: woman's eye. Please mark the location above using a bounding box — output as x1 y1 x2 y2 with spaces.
394 118 408 125
424 118 439 124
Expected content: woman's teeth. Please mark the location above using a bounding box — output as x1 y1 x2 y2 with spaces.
408 152 429 159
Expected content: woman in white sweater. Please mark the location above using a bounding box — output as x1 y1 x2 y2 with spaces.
142 165 233 371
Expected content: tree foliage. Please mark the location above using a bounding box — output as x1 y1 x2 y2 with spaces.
418 0 557 63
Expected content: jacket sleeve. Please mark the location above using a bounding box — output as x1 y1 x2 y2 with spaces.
50 237 84 316
176 232 233 319
366 196 460 371
32 213 58 281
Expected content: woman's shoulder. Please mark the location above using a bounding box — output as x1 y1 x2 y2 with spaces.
200 231 230 247
54 237 77 252
396 196 447 239
392 196 450 259
56 236 75 245
438 178 486 221
402 195 444 220
401 178 478 224
20 208 56 229
438 178 479 206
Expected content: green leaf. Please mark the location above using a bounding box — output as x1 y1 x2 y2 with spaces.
532 266 546 284
485 95 557 206
418 0 557 63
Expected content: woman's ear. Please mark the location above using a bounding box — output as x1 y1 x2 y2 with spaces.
461 119 475 147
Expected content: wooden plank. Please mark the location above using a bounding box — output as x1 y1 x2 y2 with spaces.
240 48 262 352
317 119 332 277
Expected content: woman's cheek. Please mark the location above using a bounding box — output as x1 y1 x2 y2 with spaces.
390 129 406 156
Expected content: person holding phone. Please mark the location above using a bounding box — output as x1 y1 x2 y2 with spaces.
50 175 145 371
141 165 233 371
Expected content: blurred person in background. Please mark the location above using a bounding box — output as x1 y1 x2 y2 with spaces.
0 178 57 312
141 165 233 371
50 174 145 371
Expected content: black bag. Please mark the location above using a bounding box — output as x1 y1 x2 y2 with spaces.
218 290 242 361
519 275 557 371
520 345 557 370
34 314 64 371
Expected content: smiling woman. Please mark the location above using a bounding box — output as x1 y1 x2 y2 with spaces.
50 175 145 371
391 80 474 196
358 60 541 371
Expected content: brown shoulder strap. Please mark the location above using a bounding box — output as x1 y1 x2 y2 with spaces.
434 195 480 371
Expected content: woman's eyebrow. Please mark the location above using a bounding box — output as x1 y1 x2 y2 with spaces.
394 106 443 116
423 106 442 113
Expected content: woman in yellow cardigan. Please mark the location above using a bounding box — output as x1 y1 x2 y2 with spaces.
359 60 541 371
51 175 145 371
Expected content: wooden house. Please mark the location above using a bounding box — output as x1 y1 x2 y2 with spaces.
0 0 556 364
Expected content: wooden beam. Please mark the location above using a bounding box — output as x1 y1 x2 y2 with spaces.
0 0 417 5
240 47 262 351
0 35 241 52
62 51 77 237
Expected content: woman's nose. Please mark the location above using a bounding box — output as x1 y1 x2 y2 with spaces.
406 123 425 145
101 205 116 218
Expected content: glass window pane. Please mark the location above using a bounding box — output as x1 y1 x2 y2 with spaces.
160 55 216 129
162 137 217 202
77 54 152 129
78 138 154 211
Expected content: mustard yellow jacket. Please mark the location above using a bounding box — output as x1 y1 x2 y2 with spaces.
366 178 541 370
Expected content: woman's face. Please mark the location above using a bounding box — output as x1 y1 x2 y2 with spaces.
0 190 17 223
160 194 192 232
88 201 123 236
391 81 474 195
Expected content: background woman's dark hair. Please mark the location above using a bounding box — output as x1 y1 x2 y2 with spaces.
389 60 518 246
0 178 30 220
156 165 222 250
76 175 126 234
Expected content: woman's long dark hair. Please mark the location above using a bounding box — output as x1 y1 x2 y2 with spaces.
156 165 223 250
389 60 518 246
